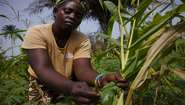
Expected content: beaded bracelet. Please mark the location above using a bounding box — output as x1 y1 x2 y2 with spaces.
94 74 104 88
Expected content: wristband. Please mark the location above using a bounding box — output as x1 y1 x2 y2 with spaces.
94 74 104 88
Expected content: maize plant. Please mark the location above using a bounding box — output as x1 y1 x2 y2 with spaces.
95 0 185 105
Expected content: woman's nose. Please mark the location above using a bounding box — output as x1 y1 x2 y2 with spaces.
68 12 75 19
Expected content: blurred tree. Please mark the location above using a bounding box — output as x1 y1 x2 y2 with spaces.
0 25 26 56
26 0 177 32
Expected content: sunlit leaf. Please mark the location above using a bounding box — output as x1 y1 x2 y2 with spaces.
116 92 124 105
125 22 185 105
171 69 185 80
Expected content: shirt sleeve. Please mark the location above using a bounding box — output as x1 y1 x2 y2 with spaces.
21 27 46 49
73 39 91 59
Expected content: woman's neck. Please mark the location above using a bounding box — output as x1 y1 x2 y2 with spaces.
52 23 71 40
52 23 71 48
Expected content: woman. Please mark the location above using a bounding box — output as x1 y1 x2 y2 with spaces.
22 0 128 104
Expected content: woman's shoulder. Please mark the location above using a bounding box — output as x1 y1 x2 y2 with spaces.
71 30 89 41
28 24 52 31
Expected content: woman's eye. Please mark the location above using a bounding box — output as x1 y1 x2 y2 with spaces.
64 9 73 14
76 13 83 18
64 9 72 14
75 11 83 17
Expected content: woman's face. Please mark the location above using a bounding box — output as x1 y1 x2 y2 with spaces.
54 0 84 31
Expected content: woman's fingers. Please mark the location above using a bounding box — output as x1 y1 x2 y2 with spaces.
79 90 100 98
74 96 91 104
117 82 129 89
74 95 99 105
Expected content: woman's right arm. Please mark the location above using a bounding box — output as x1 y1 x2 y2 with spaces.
25 48 99 104
25 48 74 93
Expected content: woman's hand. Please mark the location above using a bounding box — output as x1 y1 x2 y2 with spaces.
70 81 100 105
99 72 128 89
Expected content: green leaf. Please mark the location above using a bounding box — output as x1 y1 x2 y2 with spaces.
130 12 173 48
99 0 104 9
176 4 185 13
137 5 160 27
104 1 118 15
124 53 138 78
131 0 137 5
100 82 121 105
107 15 116 37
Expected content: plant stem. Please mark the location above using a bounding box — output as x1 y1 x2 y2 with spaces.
125 19 136 70
118 0 125 75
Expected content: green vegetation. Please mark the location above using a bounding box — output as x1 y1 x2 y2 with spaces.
1 0 185 105
0 51 29 105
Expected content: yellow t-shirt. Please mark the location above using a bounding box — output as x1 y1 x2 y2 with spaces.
22 24 91 78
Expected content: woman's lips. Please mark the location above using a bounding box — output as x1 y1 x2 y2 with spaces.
65 22 73 26
65 20 75 26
